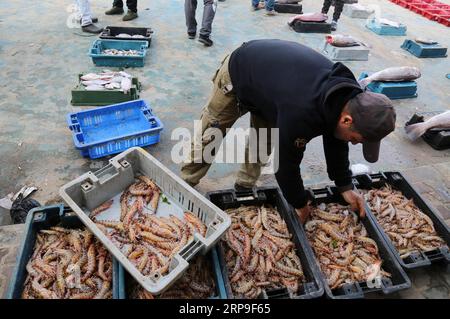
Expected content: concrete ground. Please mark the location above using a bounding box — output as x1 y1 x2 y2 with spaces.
0 0 449 298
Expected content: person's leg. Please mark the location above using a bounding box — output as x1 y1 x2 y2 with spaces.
181 56 241 186
321 0 332 14
123 0 138 20
332 0 344 22
77 0 92 27
126 0 137 12
185 0 198 36
106 0 124 14
78 0 102 33
235 114 273 188
113 0 124 8
77 0 98 24
265 0 275 12
199 0 217 38
76 0 83 22
251 0 260 9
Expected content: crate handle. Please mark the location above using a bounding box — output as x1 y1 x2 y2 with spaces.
312 187 333 199
390 172 403 182
339 281 365 298
143 110 155 121
360 281 383 294
314 192 328 199
70 124 81 133
424 247 449 262
91 41 100 54
234 189 257 201
265 287 291 299
404 40 413 49
178 238 203 261
69 114 79 128
368 172 384 183
92 163 120 185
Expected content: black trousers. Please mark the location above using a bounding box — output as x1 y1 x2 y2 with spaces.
322 0 344 21
113 0 137 12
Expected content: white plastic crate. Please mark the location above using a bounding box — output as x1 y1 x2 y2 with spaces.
59 147 231 294
343 4 374 19
322 41 370 61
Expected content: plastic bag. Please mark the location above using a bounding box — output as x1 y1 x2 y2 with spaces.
10 194 41 224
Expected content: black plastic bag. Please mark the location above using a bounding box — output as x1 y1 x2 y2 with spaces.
10 194 41 224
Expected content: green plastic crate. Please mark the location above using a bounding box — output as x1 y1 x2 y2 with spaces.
71 73 141 106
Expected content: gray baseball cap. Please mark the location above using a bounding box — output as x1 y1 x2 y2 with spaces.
348 91 396 163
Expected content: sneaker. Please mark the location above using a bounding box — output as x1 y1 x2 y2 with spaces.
252 5 260 11
123 10 138 21
78 17 98 24
198 35 213 47
234 183 253 193
331 20 338 31
265 10 276 16
81 23 103 34
105 6 124 15
188 32 196 39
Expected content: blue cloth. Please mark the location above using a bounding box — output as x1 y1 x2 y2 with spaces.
252 0 275 11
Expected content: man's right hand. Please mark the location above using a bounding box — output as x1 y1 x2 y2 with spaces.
295 203 311 225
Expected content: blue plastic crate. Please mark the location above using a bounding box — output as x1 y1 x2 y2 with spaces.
67 99 164 159
401 39 447 58
359 72 418 99
118 248 227 299
89 39 148 67
366 18 407 36
6 205 123 299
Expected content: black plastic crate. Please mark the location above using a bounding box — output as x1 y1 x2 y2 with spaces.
300 186 411 299
352 172 450 269
100 26 153 45
274 2 303 14
405 112 450 150
291 20 331 33
118 248 227 299
206 187 324 299
6 205 121 299
422 130 450 151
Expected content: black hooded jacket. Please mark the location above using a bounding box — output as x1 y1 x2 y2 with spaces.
228 39 363 208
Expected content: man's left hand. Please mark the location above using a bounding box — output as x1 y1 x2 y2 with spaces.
341 189 366 218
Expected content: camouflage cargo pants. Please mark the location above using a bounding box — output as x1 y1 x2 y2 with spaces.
180 55 273 188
